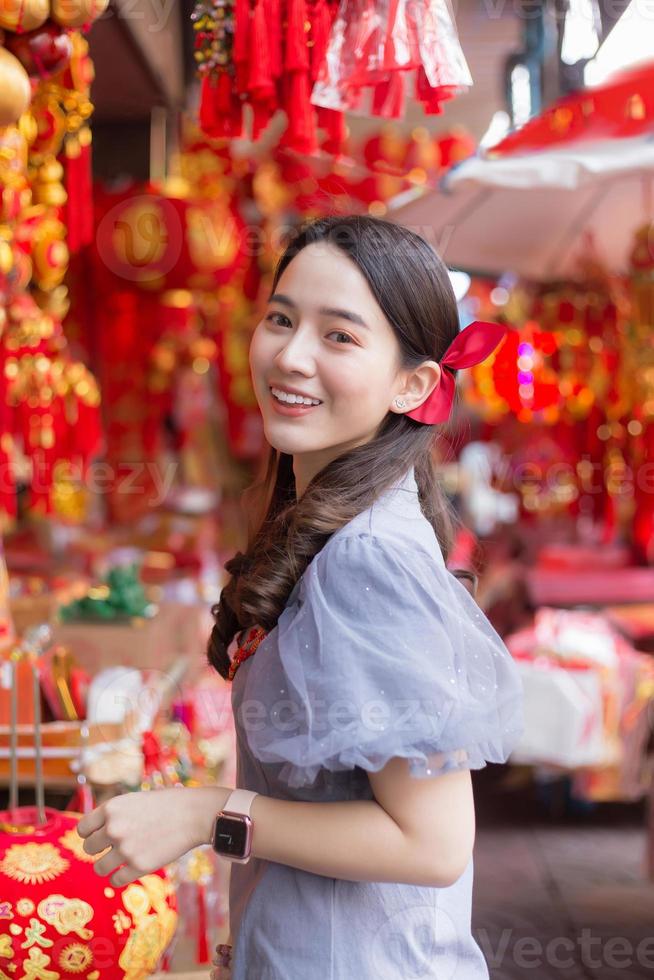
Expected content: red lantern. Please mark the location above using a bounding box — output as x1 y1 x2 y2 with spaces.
0 807 178 980
471 325 561 422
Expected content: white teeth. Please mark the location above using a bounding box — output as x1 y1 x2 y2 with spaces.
271 387 321 406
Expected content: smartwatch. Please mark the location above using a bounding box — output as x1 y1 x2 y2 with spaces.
211 788 258 864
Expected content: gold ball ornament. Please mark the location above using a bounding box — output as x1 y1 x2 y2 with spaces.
0 0 49 31
34 284 70 320
0 125 30 223
0 48 32 127
50 0 109 27
0 232 14 276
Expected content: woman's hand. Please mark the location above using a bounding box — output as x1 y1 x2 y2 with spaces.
77 785 231 887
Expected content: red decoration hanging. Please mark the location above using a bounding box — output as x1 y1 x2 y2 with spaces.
194 0 346 155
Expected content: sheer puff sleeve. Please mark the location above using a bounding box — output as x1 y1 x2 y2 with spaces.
241 532 525 789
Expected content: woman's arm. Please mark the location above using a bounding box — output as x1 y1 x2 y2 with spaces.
79 757 475 889
221 758 475 888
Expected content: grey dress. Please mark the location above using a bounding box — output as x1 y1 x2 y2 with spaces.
226 466 524 979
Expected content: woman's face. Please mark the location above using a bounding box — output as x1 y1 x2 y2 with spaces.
249 242 414 491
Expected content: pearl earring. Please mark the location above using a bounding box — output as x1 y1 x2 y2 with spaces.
394 397 406 410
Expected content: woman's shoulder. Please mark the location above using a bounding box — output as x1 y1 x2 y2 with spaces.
319 522 439 578
284 467 443 609
319 466 443 568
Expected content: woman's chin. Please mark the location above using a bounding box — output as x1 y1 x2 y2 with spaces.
262 424 326 455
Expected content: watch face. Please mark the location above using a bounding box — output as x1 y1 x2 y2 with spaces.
213 814 249 857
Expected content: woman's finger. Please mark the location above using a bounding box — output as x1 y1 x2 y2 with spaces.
82 827 111 857
93 846 125 878
77 806 106 838
110 864 140 888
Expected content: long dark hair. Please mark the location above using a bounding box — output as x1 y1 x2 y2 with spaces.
208 215 462 679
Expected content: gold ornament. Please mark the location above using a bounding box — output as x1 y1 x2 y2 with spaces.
0 844 69 886
20 917 53 950
57 827 99 864
0 50 31 128
15 205 69 292
50 0 109 28
0 0 49 32
36 895 93 939
57 942 93 973
14 901 34 918
16 946 58 980
33 286 70 321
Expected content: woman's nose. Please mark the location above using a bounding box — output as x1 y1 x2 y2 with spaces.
274 325 316 374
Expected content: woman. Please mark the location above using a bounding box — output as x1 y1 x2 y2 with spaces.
78 216 524 979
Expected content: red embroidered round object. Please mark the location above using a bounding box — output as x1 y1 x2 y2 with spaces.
0 806 178 979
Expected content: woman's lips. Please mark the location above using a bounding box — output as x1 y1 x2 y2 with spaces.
269 389 322 416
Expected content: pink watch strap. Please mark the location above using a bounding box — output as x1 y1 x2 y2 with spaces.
222 788 258 816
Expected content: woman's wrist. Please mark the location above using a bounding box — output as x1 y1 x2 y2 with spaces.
188 785 234 848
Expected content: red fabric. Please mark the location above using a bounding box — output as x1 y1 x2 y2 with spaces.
407 320 508 425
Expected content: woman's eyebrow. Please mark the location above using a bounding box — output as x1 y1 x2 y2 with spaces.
268 293 371 331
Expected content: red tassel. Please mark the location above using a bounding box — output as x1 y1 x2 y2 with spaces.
281 71 317 153
318 106 346 156
248 0 274 97
251 98 273 140
265 0 282 77
199 75 224 135
415 67 446 115
63 128 93 254
285 0 310 72
199 75 245 138
309 0 332 83
216 71 235 113
79 130 94 248
371 72 405 118
234 0 250 66
197 883 209 964
64 140 81 254
66 781 94 815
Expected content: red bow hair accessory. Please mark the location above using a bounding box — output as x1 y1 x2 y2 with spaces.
406 320 508 425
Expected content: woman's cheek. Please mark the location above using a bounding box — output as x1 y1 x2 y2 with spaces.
248 329 268 387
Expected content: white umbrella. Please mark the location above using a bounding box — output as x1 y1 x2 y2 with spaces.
389 132 654 281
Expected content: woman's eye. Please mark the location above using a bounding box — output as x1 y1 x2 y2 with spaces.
328 331 354 345
266 313 353 346
266 312 292 328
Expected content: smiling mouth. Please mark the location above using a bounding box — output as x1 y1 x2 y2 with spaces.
268 392 323 418
269 387 323 407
